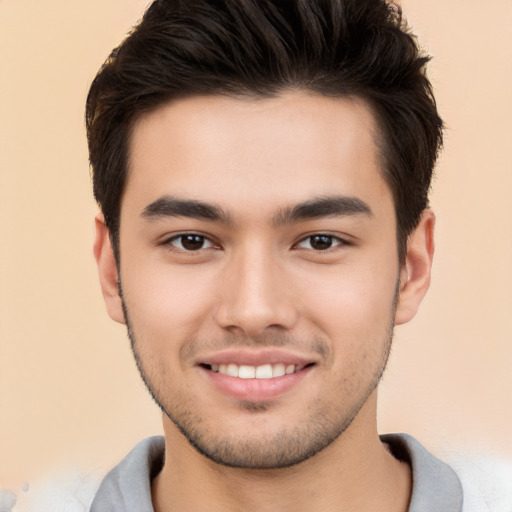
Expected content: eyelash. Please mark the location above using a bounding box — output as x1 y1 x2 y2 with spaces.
162 233 348 252
164 233 218 252
295 234 347 251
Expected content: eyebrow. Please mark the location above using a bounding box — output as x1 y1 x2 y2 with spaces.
141 194 372 226
273 196 372 226
141 196 231 223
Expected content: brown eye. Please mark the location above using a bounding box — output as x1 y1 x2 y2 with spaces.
310 235 334 250
169 234 214 251
297 235 344 251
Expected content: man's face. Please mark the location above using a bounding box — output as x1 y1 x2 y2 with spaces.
106 93 412 468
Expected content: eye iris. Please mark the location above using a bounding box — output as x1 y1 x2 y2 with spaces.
181 235 205 250
310 235 333 250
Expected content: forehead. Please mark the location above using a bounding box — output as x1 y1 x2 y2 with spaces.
124 92 392 221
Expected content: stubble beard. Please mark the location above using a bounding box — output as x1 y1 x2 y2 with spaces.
120 291 396 470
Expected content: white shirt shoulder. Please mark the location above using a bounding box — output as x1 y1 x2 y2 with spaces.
445 454 512 512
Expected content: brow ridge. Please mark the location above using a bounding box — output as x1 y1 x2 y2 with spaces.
141 196 230 223
141 195 371 226
273 195 372 226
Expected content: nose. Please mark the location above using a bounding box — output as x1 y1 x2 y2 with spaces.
214 245 299 337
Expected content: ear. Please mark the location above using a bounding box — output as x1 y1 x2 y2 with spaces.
395 209 435 325
93 213 126 324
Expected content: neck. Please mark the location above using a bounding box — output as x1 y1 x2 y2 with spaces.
152 394 411 512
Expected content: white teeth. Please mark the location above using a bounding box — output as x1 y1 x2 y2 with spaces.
239 365 256 379
272 363 286 377
226 363 239 377
255 364 273 379
211 363 303 379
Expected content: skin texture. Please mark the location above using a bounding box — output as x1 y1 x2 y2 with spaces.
94 92 434 511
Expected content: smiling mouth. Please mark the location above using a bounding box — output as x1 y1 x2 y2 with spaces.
202 362 314 379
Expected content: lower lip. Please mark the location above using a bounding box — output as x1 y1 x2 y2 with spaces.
201 366 314 401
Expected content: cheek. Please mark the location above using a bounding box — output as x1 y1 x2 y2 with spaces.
310 268 397 394
296 258 399 338
120 260 217 343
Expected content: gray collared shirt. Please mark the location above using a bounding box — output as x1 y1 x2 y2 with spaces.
90 433 463 511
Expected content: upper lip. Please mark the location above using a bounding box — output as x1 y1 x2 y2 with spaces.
197 349 318 367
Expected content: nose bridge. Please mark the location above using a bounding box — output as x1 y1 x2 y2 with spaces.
215 239 297 336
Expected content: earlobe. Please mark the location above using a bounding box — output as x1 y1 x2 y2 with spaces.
93 213 126 325
394 209 435 325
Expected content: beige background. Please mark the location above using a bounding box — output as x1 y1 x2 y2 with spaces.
1 0 511 487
